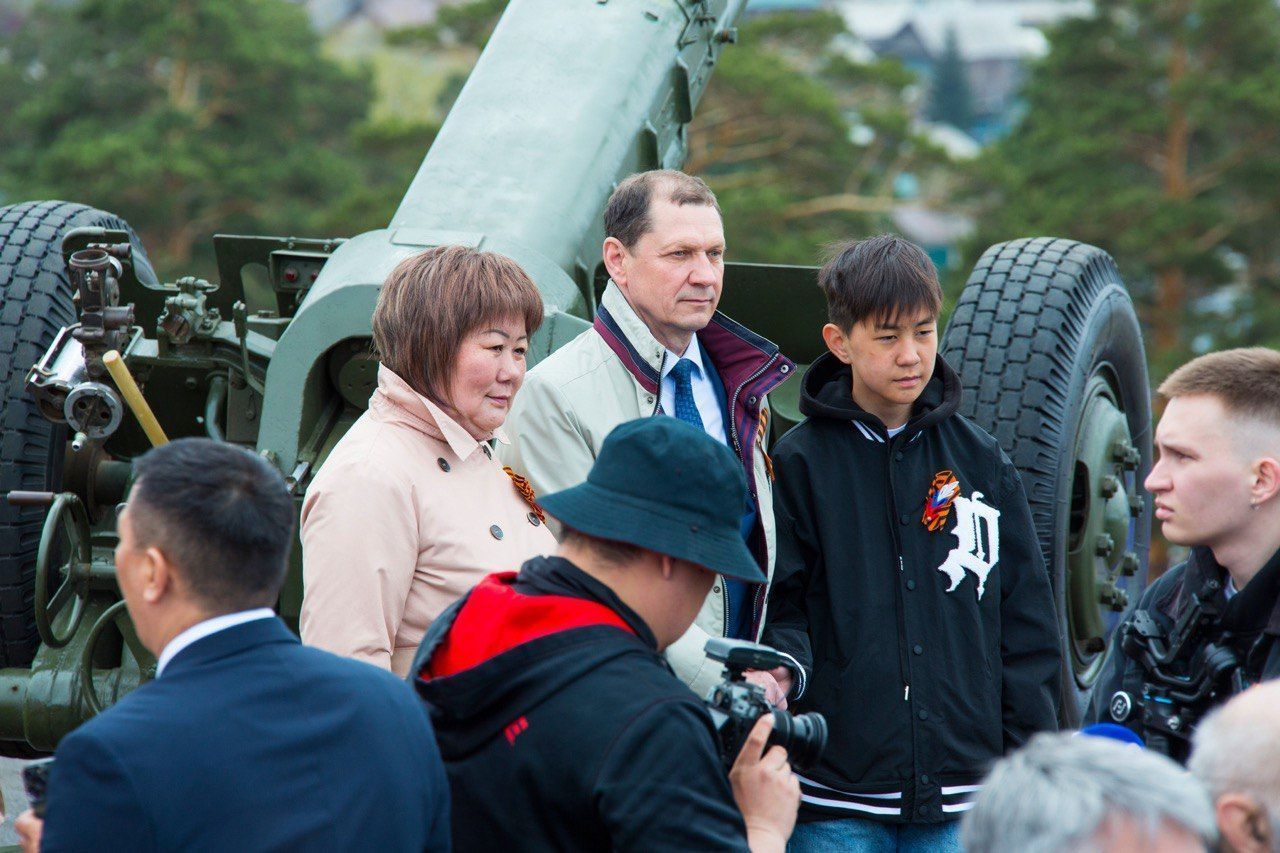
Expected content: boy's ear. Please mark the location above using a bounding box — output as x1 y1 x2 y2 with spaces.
822 323 854 364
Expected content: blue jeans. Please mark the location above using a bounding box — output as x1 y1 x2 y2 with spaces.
789 817 962 852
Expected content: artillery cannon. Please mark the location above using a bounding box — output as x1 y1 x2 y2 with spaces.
0 0 1150 754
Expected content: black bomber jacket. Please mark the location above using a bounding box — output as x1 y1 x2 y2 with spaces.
762 352 1061 824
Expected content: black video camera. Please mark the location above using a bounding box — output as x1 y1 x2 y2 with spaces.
703 638 827 771
1108 578 1249 761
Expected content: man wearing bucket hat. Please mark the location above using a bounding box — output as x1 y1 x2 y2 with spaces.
412 417 800 852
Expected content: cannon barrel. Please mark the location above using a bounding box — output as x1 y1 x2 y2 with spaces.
392 0 746 279
258 0 747 472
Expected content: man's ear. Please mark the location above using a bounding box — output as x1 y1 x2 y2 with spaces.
602 237 629 288
141 546 174 605
822 323 854 364
1251 456 1280 507
1216 793 1271 853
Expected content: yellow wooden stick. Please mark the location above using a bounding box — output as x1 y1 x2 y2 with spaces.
102 351 169 447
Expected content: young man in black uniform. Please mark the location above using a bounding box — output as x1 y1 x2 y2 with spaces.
1087 348 1280 756
763 235 1061 852
413 417 800 852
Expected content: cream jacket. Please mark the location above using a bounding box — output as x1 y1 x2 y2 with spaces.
501 283 795 698
300 366 556 676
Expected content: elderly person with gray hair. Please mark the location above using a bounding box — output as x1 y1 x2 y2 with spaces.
961 732 1216 852
1189 682 1280 853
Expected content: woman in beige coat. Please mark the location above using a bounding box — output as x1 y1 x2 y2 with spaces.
299 245 556 676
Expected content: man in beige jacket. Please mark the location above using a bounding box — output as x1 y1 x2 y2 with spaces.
502 170 800 702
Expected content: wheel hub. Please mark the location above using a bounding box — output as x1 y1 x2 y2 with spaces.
1066 375 1143 687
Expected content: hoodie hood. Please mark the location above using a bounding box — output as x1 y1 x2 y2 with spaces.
413 557 656 758
798 351 961 439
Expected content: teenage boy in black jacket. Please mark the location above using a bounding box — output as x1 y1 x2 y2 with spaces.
763 235 1060 852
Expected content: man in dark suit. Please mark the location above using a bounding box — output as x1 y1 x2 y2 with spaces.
15 438 450 852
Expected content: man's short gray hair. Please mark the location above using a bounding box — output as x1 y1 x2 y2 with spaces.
961 733 1216 852
1188 683 1280 839
603 170 720 250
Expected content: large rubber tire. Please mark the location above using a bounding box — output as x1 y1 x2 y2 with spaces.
942 237 1153 727
0 201 157 668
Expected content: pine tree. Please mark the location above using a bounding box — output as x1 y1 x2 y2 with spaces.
968 0 1280 372
928 27 973 131
0 0 432 276
686 12 954 264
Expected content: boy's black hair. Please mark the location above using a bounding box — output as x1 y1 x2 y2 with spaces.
128 438 295 614
818 234 943 331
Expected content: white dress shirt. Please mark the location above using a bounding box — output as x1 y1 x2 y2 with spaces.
155 607 276 678
659 334 727 445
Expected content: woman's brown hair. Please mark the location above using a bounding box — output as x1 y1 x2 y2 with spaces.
372 245 544 402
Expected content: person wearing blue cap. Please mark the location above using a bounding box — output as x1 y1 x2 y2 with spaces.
413 417 800 853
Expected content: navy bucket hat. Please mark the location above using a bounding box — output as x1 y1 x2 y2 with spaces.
538 418 765 583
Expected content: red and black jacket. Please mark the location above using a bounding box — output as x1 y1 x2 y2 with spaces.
411 556 750 852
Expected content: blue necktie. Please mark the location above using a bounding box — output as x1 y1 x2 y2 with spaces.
671 356 751 638
669 358 704 430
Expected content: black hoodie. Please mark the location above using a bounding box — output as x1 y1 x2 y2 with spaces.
411 556 750 852
1085 545 1280 754
761 352 1060 824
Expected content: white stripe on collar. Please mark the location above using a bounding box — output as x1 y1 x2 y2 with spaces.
851 421 924 444
852 422 884 443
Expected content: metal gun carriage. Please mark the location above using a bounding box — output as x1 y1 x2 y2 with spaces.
0 0 1151 753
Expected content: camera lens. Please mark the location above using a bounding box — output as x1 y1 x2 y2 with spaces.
770 709 828 771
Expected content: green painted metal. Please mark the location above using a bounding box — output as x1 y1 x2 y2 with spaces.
12 589 154 751
80 599 154 716
1065 374 1142 688
33 494 93 649
717 262 823 433
1 0 756 751
257 0 747 473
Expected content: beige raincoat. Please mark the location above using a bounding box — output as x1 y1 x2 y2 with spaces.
300 365 556 676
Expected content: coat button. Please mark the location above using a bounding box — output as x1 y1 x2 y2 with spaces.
918 805 928 816
748 395 757 405
437 458 451 472
918 709 929 721
527 512 541 526
906 579 916 590
780 364 790 374
913 644 923 655
899 513 909 526
895 451 904 461
921 774 931 784
490 525 504 540
713 585 721 594
646 395 655 404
